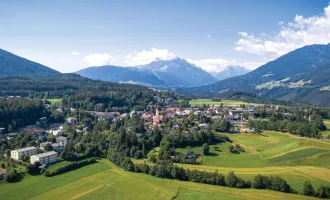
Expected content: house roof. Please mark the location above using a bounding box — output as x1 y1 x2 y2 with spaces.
32 151 57 158
12 146 37 153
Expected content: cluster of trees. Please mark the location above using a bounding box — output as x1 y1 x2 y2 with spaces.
41 158 96 177
110 157 295 194
247 109 326 138
252 174 292 193
62 90 177 113
247 119 323 138
162 130 229 148
211 120 231 132
0 98 49 131
302 181 330 198
228 144 244 154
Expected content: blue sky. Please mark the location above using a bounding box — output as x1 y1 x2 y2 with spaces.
1 0 330 73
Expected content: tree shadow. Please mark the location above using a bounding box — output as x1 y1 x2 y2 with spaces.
206 152 218 156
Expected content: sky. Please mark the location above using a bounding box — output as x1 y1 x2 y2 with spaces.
1 0 330 73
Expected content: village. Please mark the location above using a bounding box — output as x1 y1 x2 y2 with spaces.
0 97 266 170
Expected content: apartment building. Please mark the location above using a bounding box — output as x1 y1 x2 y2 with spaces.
30 151 58 165
10 146 37 160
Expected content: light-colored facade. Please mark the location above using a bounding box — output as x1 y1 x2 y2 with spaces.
56 136 68 146
10 146 37 160
30 151 58 165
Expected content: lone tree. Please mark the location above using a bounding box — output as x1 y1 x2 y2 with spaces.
201 143 210 155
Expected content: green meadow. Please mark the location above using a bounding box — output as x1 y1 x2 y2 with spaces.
189 99 264 107
0 159 318 200
174 131 330 191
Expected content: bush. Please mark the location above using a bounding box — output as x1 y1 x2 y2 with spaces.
43 158 96 177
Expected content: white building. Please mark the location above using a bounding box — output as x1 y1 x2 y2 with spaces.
11 146 37 160
67 117 78 125
56 136 68 146
30 151 58 165
52 129 64 136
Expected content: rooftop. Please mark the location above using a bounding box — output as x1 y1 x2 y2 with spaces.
32 151 58 158
12 146 37 153
56 136 67 140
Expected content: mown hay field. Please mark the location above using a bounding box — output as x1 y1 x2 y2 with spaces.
0 159 318 200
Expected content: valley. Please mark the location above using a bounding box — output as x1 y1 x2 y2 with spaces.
2 2 330 199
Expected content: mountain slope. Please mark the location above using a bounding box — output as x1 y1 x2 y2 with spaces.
0 49 60 76
139 58 218 86
76 66 166 86
215 66 251 80
179 44 330 106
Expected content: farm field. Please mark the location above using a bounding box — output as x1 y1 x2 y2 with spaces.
173 131 330 191
189 99 264 107
0 159 318 200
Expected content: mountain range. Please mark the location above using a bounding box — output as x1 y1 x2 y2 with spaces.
76 58 250 87
2 44 330 106
179 43 330 106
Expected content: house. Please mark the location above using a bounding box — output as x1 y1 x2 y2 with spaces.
142 112 153 120
166 107 181 113
38 132 48 140
207 108 215 114
198 123 209 129
212 116 222 121
153 115 164 124
56 136 68 146
165 98 175 105
51 143 65 151
67 117 78 125
149 124 163 131
52 129 64 136
6 133 19 140
93 112 119 121
11 147 37 160
39 142 52 151
36 117 48 126
30 151 58 165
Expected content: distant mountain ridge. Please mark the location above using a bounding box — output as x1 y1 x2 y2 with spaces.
0 49 60 76
76 65 166 86
179 43 330 106
214 66 250 80
76 57 218 87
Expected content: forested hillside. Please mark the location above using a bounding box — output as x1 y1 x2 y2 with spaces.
0 49 60 76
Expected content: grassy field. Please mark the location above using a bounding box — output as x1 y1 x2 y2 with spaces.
0 159 318 200
47 98 62 105
171 131 330 191
189 99 264 107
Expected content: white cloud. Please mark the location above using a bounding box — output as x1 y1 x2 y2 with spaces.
235 4 330 60
72 52 80 55
124 48 176 66
188 58 264 73
84 53 116 66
